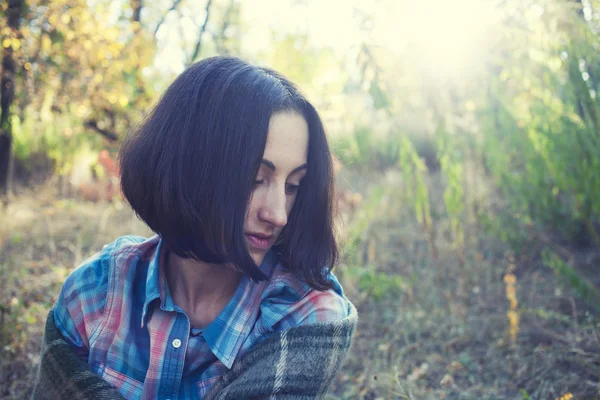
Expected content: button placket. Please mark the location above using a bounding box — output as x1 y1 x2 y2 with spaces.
158 313 189 400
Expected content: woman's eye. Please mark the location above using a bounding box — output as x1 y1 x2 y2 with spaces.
253 179 264 188
285 184 299 195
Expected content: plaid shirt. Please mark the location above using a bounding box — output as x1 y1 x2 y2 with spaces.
54 235 350 399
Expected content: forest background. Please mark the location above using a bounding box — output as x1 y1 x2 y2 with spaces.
0 0 599 399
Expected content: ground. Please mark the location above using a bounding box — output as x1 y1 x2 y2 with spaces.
0 170 598 399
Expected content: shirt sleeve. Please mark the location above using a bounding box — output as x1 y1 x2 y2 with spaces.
257 269 350 334
53 241 114 361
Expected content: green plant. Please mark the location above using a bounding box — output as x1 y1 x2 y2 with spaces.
340 185 384 264
333 126 401 171
542 248 600 310
343 265 406 301
12 106 104 178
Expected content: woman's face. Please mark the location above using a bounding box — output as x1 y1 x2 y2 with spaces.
245 111 309 265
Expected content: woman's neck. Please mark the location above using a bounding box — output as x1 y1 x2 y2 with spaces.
165 251 243 329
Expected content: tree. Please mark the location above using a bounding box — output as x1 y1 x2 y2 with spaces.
0 0 23 200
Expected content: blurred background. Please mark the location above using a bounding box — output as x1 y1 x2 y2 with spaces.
0 0 599 398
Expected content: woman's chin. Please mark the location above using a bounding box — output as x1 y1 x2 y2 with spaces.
248 247 266 266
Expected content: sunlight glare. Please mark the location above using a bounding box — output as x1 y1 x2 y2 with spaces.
361 0 498 80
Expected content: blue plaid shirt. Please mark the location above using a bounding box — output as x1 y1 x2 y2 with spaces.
54 235 350 399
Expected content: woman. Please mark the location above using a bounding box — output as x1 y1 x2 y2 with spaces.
33 57 357 400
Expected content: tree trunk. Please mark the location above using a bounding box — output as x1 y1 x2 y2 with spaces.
0 0 23 201
131 0 143 23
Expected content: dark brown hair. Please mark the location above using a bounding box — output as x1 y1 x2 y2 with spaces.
119 56 337 290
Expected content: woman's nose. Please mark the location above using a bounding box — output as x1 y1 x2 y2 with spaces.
258 186 288 227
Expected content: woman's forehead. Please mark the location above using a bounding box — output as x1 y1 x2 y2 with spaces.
262 111 309 171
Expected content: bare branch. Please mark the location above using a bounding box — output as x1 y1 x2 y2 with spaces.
84 120 119 142
215 0 235 55
154 0 184 37
187 0 213 66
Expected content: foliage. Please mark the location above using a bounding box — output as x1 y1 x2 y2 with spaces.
1 0 600 398
3 0 155 136
542 248 600 310
398 136 431 230
343 264 406 301
477 1 600 247
332 125 401 170
11 107 103 175
338 0 600 258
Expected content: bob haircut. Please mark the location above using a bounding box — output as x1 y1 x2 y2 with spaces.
119 56 337 290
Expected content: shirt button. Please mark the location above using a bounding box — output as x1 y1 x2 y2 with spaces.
172 338 182 349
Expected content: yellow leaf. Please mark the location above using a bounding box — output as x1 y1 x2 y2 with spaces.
48 13 58 26
11 38 20 50
41 34 52 53
377 342 390 352
76 104 88 118
407 363 429 382
129 53 139 64
2 38 11 48
118 95 129 107
24 62 31 70
105 28 119 41
109 44 121 57
61 14 71 24
440 373 454 388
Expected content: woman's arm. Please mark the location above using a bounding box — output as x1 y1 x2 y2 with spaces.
32 309 125 400
52 246 112 360
33 242 116 399
204 301 358 400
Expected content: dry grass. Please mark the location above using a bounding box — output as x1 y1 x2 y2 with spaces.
329 169 600 400
0 182 151 399
0 172 599 400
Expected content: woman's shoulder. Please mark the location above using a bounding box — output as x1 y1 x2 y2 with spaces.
54 235 155 346
61 235 149 292
258 263 352 333
56 235 153 318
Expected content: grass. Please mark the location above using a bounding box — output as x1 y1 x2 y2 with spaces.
1 169 599 399
330 168 600 399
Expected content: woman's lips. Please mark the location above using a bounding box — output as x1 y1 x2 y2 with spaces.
246 234 273 250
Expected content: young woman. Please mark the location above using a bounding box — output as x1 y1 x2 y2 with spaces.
33 56 357 400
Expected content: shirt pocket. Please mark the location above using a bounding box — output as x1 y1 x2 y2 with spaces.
92 361 145 399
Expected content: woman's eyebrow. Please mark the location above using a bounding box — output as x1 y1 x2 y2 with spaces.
261 159 308 174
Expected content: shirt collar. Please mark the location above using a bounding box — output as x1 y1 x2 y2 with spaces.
140 237 165 328
203 250 277 368
140 237 278 368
